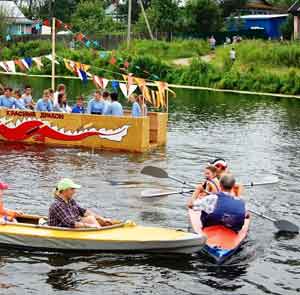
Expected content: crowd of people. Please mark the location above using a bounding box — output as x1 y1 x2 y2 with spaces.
0 83 148 118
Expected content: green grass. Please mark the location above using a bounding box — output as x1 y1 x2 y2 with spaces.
120 39 210 61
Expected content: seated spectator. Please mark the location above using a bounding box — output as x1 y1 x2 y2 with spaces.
22 85 35 110
72 96 85 114
87 90 104 115
35 89 53 112
13 89 26 110
53 93 72 113
0 87 16 109
130 94 142 117
104 92 123 116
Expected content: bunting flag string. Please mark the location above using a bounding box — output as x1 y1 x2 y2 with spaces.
0 52 172 109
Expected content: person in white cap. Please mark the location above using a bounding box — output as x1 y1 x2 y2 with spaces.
48 178 112 229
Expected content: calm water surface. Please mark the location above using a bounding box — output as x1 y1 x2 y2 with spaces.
0 76 299 295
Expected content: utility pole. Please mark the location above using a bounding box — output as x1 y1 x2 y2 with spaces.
127 0 132 49
138 0 154 40
50 0 56 90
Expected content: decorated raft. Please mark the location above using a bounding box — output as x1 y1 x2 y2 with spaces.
0 109 168 152
0 214 206 254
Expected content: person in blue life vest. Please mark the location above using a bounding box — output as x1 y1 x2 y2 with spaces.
72 96 85 114
192 174 247 232
0 87 16 109
35 89 53 112
104 92 123 116
87 90 104 115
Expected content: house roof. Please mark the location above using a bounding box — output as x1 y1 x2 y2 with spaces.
234 14 288 19
0 1 33 24
288 1 300 15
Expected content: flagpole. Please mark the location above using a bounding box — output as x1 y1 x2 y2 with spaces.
127 0 132 49
51 16 56 90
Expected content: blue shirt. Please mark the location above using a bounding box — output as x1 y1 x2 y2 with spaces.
102 101 111 114
105 101 123 116
0 95 16 109
132 102 142 117
87 99 104 114
22 95 33 105
72 105 85 114
15 98 26 110
35 98 53 112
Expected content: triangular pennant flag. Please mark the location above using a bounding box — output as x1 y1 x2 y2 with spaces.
32 57 44 70
74 33 85 42
0 62 9 72
77 68 88 84
111 80 119 90
151 90 157 107
6 61 16 73
24 57 33 67
45 54 59 64
14 59 26 71
64 59 75 73
128 84 138 97
93 76 109 89
119 83 128 98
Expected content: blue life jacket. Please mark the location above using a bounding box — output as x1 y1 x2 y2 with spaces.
201 192 246 232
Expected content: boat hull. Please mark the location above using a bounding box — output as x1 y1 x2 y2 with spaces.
0 109 168 153
0 222 206 254
188 209 250 263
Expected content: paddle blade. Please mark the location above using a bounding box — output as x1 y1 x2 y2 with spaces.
141 189 194 198
274 220 299 234
141 166 169 179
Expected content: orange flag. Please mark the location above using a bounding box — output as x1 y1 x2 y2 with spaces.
14 59 26 71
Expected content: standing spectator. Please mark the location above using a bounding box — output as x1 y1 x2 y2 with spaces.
35 89 53 112
104 92 123 116
209 36 216 51
13 90 26 110
53 93 72 113
87 90 104 115
130 94 142 117
230 48 236 63
53 84 66 105
22 85 35 110
0 87 16 109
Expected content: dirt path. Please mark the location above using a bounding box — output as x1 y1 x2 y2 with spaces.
172 53 215 66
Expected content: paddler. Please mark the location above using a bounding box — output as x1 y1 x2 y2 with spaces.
187 165 220 208
192 174 247 232
211 158 243 197
48 178 113 229
0 182 23 224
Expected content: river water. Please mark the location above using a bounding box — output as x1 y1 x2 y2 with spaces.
0 76 299 295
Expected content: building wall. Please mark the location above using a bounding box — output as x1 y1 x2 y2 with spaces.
8 23 32 35
244 17 287 38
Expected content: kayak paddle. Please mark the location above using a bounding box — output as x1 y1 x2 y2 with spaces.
141 166 279 188
141 189 194 198
248 209 299 234
141 166 299 234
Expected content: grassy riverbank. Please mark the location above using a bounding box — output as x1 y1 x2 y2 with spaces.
1 39 300 95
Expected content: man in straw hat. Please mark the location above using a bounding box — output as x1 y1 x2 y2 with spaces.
48 178 112 229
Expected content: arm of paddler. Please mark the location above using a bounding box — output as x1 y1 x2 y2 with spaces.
187 183 205 208
84 209 114 226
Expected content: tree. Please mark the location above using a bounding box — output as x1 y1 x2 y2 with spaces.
219 0 247 17
118 0 152 24
136 0 181 38
184 0 223 34
0 8 8 38
71 0 121 35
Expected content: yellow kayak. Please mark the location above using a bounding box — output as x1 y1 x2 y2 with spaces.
0 214 206 254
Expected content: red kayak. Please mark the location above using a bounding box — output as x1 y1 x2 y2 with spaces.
189 209 251 264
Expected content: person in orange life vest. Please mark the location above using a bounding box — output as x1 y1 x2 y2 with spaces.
0 182 23 224
188 165 221 208
210 158 243 197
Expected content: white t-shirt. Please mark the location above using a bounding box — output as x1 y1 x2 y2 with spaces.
230 50 236 60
